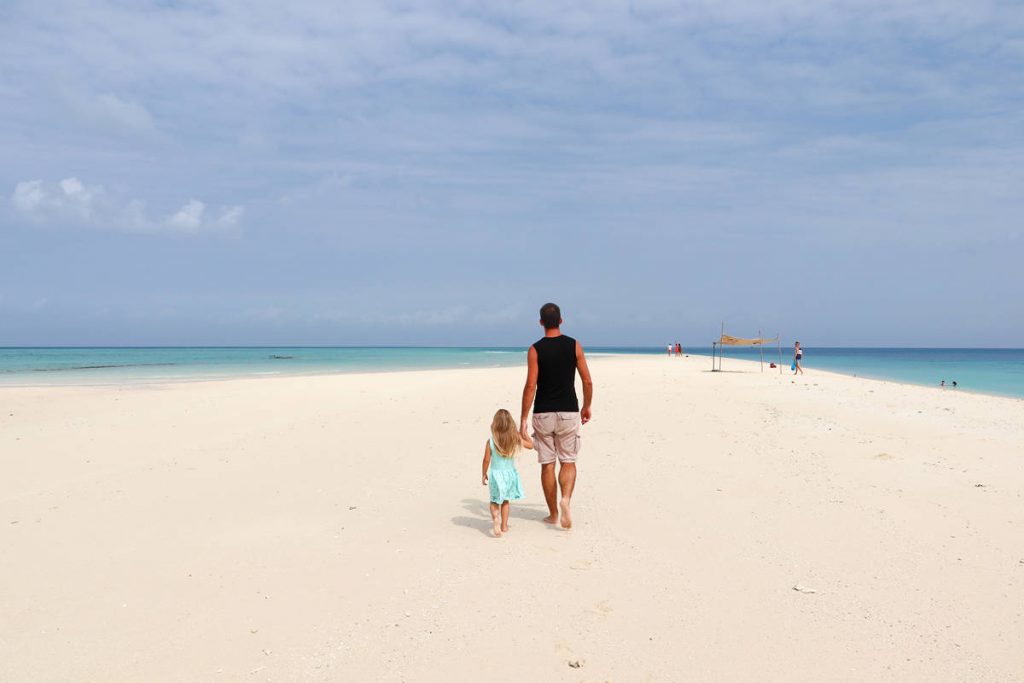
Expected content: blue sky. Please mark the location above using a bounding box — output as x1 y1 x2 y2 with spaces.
1 0 1022 346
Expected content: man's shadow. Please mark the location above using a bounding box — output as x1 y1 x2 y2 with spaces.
451 498 552 537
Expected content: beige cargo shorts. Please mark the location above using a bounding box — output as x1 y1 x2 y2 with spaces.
531 412 581 464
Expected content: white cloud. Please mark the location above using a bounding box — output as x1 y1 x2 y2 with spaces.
59 177 84 195
166 199 205 231
12 180 45 213
8 178 243 236
217 205 244 227
163 201 244 233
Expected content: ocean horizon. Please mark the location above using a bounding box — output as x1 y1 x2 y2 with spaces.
1 346 1023 398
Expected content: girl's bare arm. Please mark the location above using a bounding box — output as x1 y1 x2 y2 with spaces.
481 440 491 485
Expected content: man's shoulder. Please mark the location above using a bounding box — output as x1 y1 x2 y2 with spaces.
533 334 577 346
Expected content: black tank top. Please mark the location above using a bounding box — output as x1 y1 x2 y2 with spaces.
533 335 579 413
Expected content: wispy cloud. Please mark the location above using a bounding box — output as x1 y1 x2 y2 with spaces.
10 178 243 235
65 91 158 136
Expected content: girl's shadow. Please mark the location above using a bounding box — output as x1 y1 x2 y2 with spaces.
450 498 551 537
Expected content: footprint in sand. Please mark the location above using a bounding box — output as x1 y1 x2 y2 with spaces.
570 560 594 571
874 452 894 460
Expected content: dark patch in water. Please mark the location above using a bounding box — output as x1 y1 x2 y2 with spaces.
31 363 179 372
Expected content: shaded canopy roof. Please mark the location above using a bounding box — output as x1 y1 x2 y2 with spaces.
719 334 778 346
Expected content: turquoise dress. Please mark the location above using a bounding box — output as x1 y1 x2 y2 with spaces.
488 438 524 504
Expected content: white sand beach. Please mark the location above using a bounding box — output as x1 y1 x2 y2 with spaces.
2 355 1022 682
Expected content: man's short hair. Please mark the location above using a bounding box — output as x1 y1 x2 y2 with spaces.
539 303 561 329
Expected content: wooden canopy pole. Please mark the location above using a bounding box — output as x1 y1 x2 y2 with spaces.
759 328 764 372
719 321 724 372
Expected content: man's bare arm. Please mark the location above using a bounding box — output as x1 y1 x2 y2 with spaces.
521 345 539 436
576 341 594 424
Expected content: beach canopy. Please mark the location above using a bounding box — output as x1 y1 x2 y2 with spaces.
719 334 778 346
712 328 783 374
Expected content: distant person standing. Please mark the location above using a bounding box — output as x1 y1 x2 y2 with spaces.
676 342 682 356
521 303 593 529
667 344 673 357
793 341 804 375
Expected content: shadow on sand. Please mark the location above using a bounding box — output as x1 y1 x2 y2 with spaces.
451 498 553 537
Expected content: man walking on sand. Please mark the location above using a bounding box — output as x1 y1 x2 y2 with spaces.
521 303 593 529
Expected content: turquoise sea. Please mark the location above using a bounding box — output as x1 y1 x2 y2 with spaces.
0 347 1022 399
0 346 653 386
689 346 1024 399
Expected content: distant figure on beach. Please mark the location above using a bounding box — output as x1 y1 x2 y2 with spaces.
667 344 673 357
940 380 946 387
952 380 958 388
481 409 532 538
521 303 593 529
793 341 804 375
675 342 682 356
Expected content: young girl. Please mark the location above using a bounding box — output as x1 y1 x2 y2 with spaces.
481 409 532 538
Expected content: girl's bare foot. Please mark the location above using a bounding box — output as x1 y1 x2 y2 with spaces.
500 524 510 533
542 514 559 525
491 519 502 537
559 499 572 529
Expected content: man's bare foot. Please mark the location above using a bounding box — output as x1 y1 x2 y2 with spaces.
559 499 572 529
500 524 510 533
491 519 502 537
542 514 559 525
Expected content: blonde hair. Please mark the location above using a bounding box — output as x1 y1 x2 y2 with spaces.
490 409 521 457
